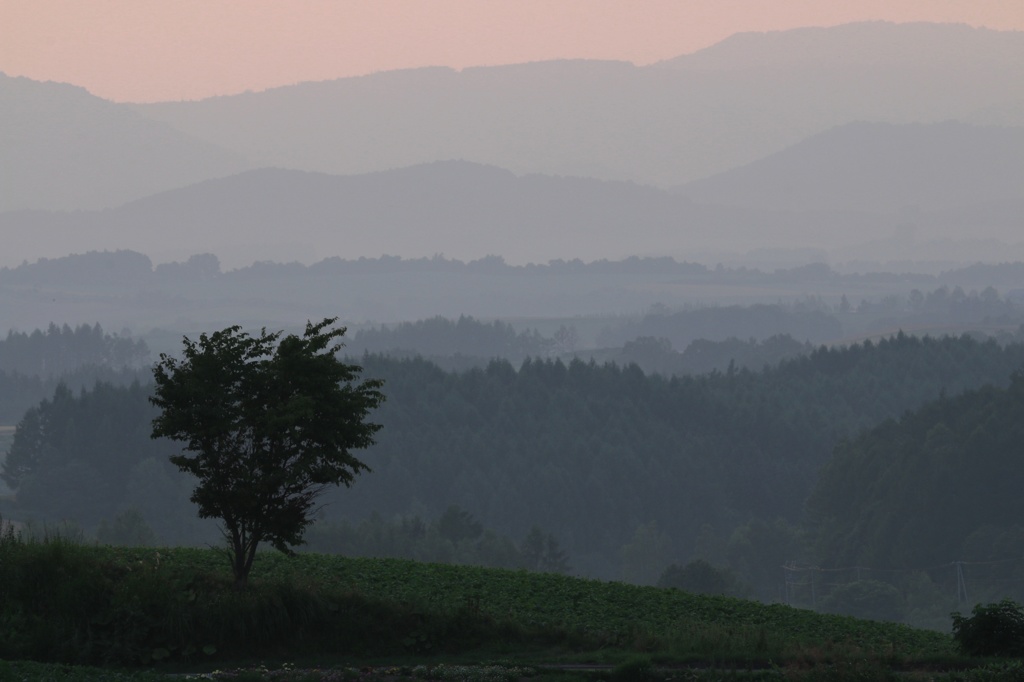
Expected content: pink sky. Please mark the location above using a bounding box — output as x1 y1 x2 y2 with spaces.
2 0 1023 103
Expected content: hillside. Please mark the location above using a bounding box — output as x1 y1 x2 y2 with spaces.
676 121 1024 214
4 23 1021 217
131 22 1024 187
0 162 896 269
0 541 954 675
656 21 1024 74
8 333 1024 590
0 74 250 213
6 154 1021 272
809 371 1024 574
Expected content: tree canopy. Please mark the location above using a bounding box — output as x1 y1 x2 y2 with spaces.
150 318 384 587
807 370 1024 572
8 330 1024 592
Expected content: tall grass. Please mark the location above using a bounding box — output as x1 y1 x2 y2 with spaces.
0 525 534 667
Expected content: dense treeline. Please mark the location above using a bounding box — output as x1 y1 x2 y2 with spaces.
349 315 816 376
850 284 1024 334
0 323 148 377
4 332 1024 591
0 367 150 426
808 372 1024 572
322 287 1024 371
11 249 1024 288
6 250 1024 366
774 369 1024 626
0 323 150 425
0 382 208 544
302 505 570 573
337 333 1024 579
348 315 552 364
597 302 844 348
605 334 815 376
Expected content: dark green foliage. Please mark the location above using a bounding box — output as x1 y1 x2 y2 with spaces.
437 505 483 543
8 331 1024 592
341 333 1024 582
0 660 165 681
658 560 747 598
0 534 110 662
0 540 955 668
952 599 1024 657
619 522 672 585
96 508 157 548
151 319 384 587
302 510 570 574
808 371 1024 572
722 519 808 602
2 382 175 531
1 406 43 488
520 525 571 574
609 656 656 682
818 581 906 623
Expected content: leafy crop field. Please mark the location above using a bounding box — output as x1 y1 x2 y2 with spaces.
259 551 952 658
0 542 963 680
102 546 952 660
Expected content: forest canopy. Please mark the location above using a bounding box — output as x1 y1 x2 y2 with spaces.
4 331 1024 590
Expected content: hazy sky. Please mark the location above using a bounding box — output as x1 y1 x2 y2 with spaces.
3 0 1022 103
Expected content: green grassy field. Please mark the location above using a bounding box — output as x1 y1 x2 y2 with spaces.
2 539 1011 681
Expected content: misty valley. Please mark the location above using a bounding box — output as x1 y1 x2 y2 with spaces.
3 17 1024 680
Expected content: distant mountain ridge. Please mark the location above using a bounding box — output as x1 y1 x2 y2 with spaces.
4 22 1022 214
2 21 1021 270
2 142 1015 270
0 162 721 267
676 121 1024 213
0 73 250 212
655 21 1024 71
128 21 1024 188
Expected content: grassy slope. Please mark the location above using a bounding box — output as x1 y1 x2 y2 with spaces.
266 552 951 659
0 542 953 670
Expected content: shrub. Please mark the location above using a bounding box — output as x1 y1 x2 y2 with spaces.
952 599 1024 657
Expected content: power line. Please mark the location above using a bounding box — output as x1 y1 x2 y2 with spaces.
782 557 1024 609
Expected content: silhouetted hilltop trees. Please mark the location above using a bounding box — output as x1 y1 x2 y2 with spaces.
11 248 1024 287
0 323 148 377
348 315 550 362
598 303 843 348
4 250 1024 341
608 334 814 376
2 251 155 287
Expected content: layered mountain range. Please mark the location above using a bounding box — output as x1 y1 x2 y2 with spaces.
1 21 1021 269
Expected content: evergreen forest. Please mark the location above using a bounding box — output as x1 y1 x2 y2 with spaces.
4 323 1024 629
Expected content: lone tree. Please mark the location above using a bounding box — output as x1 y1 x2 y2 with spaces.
150 318 384 587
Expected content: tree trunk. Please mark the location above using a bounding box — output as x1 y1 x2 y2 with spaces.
227 525 260 589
